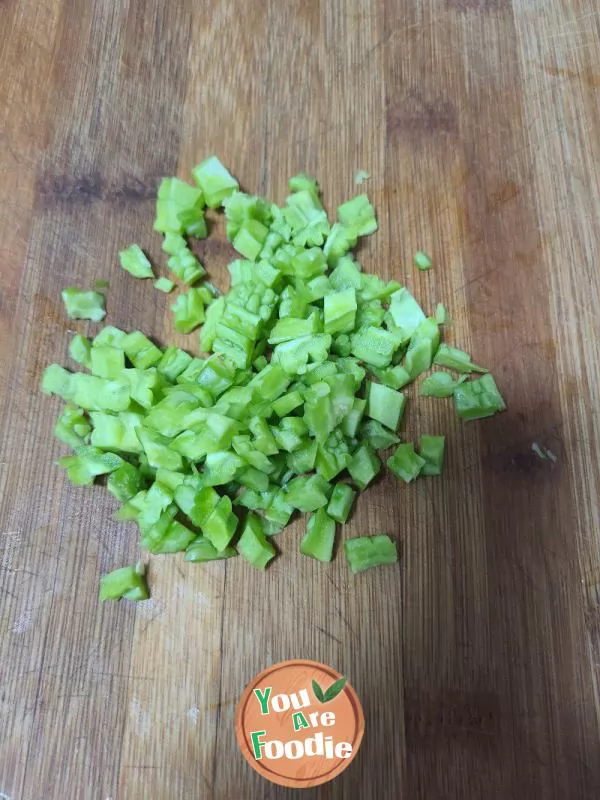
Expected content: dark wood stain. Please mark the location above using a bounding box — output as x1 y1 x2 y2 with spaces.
387 90 458 136
486 180 521 214
447 0 510 11
405 690 501 742
37 172 162 208
190 236 235 264
540 64 600 88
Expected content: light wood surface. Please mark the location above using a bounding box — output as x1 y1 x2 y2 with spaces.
2 1 600 798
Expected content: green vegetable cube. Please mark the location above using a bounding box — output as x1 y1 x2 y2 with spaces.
192 156 239 208
348 444 381 489
69 334 91 368
232 219 269 261
360 420 400 450
93 326 127 348
58 446 124 486
419 371 467 398
414 251 433 271
419 435 445 476
107 463 144 502
453 374 506 421
300 509 336 562
90 411 144 454
435 303 447 324
123 331 162 369
388 288 425 341
155 178 205 234
167 247 205 285
137 428 183 471
337 194 377 236
326 483 356 524
154 277 175 293
185 537 237 562
151 520 196 554
366 382 406 431
157 346 193 382
324 288 357 334
344 535 397 574
170 289 206 334
90 345 125 379
350 326 396 368
61 288 106 322
236 514 276 569
99 562 149 601
284 474 330 512
387 443 425 483
119 244 154 279
201 495 238 551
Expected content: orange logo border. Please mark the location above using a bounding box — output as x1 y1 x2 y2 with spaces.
235 658 365 789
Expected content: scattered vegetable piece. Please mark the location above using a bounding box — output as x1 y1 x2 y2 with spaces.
387 443 425 483
61 288 106 321
53 404 91 449
419 371 467 398
167 245 206 285
192 155 239 208
419 435 445 476
360 420 400 450
185 538 237 562
366 382 405 431
388 288 425 341
69 334 91 368
170 289 206 333
119 244 154 279
237 514 276 569
453 374 506 421
107 462 144 502
285 474 331 512
154 277 175 293
414 251 433 271
154 178 205 235
348 444 381 489
404 317 440 379
433 344 487 374
324 288 357 334
337 194 377 236
99 561 149 601
300 508 336 562
326 483 356 524
344 535 398 574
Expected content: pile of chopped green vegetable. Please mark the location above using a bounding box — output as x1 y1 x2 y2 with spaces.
42 157 506 601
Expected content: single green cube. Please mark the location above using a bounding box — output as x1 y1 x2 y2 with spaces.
419 434 445 476
344 535 398 574
366 382 406 431
348 444 381 489
387 443 425 483
326 483 356 524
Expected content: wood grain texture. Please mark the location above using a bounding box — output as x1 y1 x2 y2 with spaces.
1 0 599 798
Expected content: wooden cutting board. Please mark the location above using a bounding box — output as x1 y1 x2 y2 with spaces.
2 1 600 797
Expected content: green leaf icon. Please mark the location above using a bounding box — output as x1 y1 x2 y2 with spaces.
312 676 347 703
312 679 326 703
323 676 347 702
